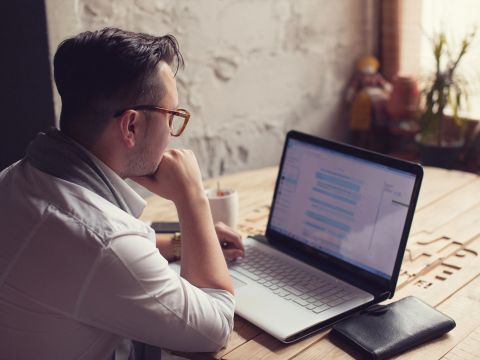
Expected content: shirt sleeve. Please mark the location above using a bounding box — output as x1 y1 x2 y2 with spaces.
74 234 235 353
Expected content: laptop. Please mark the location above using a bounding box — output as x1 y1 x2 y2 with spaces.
226 130 423 343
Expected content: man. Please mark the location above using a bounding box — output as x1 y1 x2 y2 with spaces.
0 28 243 359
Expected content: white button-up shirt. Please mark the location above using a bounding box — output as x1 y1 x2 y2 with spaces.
0 157 235 359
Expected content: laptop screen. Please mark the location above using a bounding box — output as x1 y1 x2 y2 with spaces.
269 137 417 280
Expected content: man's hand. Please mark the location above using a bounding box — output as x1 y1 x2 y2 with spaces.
131 149 205 205
156 222 244 262
215 222 244 261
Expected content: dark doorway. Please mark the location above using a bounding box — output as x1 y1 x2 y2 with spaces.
0 0 55 170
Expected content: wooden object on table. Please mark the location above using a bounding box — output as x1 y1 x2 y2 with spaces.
141 166 480 359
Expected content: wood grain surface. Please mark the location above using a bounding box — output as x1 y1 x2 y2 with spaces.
141 166 480 359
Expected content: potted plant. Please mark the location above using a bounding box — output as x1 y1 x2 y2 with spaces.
416 29 477 168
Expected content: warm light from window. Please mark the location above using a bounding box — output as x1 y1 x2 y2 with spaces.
420 0 480 119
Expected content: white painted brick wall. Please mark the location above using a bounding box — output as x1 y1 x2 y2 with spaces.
45 0 377 178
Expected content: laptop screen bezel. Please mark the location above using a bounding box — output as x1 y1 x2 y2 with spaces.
265 130 423 296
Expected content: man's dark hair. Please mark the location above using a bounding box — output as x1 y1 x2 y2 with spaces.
54 27 184 145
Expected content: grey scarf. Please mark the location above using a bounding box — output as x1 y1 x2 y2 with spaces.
26 127 130 212
26 127 161 360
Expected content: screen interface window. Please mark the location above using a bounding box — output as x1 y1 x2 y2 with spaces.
270 139 416 279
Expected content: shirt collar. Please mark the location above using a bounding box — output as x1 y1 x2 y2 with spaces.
75 141 147 218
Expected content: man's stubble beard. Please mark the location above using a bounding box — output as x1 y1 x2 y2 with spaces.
124 140 160 178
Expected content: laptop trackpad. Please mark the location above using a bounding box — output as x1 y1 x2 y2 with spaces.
231 274 247 289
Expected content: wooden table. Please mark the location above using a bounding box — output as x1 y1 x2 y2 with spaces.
142 166 480 359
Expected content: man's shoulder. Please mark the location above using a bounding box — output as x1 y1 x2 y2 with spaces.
46 177 152 244
1 160 152 244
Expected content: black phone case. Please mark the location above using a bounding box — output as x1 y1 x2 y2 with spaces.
330 296 456 360
150 221 180 233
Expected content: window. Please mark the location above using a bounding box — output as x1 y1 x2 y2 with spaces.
400 0 480 119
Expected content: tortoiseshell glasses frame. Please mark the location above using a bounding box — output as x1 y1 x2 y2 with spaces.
114 105 190 137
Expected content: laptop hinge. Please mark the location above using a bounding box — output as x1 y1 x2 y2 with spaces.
376 291 391 301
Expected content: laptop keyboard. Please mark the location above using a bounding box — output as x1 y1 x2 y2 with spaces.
229 244 356 314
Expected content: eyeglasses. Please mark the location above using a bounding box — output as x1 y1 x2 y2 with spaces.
114 105 190 137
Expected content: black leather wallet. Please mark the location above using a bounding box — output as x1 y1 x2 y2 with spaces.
330 296 456 360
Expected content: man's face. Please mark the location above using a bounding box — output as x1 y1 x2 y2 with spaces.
126 62 178 177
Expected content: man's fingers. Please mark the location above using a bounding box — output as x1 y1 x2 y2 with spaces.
222 248 243 261
220 225 240 239
221 241 245 257
221 233 243 249
215 222 244 250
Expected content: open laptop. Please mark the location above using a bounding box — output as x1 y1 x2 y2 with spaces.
227 130 423 343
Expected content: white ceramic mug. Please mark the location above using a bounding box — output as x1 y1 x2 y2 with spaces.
205 188 239 229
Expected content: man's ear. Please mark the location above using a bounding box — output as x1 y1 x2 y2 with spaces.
117 110 139 149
